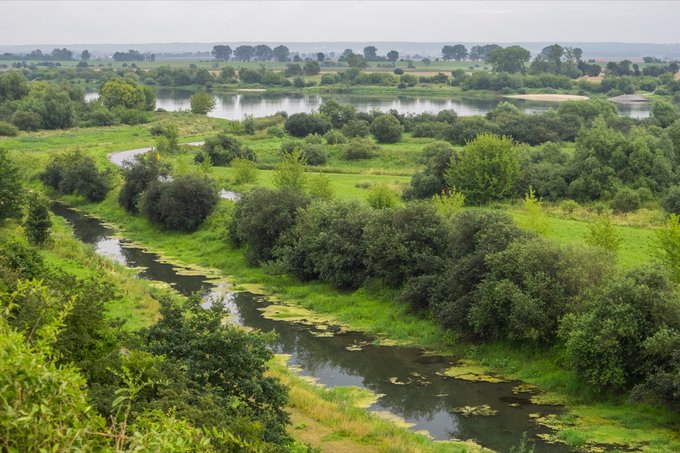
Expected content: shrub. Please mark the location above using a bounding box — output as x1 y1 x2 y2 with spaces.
560 199 580 214
367 185 398 209
364 202 448 287
273 150 307 191
444 116 499 145
40 151 111 202
585 213 622 253
341 119 370 138
266 126 286 138
324 129 347 145
0 149 24 222
0 121 18 136
445 134 519 205
662 186 680 214
231 157 258 184
24 193 52 246
198 134 255 166
610 188 641 213
140 176 218 232
300 143 327 166
189 91 216 115
284 113 330 137
393 68 404 75
403 141 455 200
118 152 170 213
370 114 403 143
230 188 310 265
11 110 42 131
276 200 373 288
343 137 378 160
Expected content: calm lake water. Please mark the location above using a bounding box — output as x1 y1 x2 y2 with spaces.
51 202 573 452
85 90 651 119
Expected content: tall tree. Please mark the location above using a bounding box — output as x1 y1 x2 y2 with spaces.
0 149 24 222
486 46 531 73
363 46 378 60
386 50 399 62
273 45 290 62
234 45 254 61
211 45 232 61
451 44 468 61
441 45 456 61
254 44 273 61
316 52 325 62
80 50 90 61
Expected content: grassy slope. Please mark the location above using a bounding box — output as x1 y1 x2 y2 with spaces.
5 115 680 451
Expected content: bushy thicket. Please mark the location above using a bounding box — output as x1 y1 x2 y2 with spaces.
140 175 218 232
40 150 112 202
229 187 680 408
118 152 170 213
0 237 291 451
196 133 255 166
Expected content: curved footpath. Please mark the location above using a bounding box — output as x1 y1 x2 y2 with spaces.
107 141 241 201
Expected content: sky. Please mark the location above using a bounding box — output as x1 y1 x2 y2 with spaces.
0 1 678 45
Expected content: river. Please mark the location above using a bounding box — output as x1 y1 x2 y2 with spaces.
50 202 573 452
85 90 651 120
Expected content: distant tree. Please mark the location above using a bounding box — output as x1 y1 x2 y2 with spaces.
284 113 331 137
234 45 255 61
303 61 320 76
585 213 622 253
386 50 399 63
445 134 519 204
118 152 170 213
284 63 303 77
189 91 216 115
451 44 468 61
441 45 456 61
347 53 368 70
99 77 149 110
50 48 73 60
652 101 680 128
0 149 24 222
273 45 290 62
316 52 325 62
363 46 378 60
486 46 531 73
211 45 232 61
24 193 51 246
273 150 307 192
80 50 90 61
367 185 398 209
540 44 565 74
254 44 273 61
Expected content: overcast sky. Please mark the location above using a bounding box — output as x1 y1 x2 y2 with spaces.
1 1 678 45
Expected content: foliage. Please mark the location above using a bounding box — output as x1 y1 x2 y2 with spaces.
284 113 331 137
231 157 259 184
198 133 255 166
432 188 465 219
403 141 455 200
519 187 551 236
663 185 680 215
366 184 399 209
230 187 310 265
119 151 171 213
0 120 18 136
100 77 154 111
342 137 378 160
189 91 216 115
610 188 641 213
654 214 680 282
273 150 307 191
140 176 218 232
652 101 679 128
341 119 370 138
24 192 52 246
370 114 403 143
585 213 622 253
0 148 25 222
445 134 520 204
40 150 112 202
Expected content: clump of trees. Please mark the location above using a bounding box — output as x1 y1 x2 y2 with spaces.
196 133 255 166
40 150 112 202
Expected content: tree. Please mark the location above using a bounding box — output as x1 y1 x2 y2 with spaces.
0 148 24 222
230 188 310 265
24 193 51 246
367 185 398 209
403 141 455 200
445 134 519 204
254 44 273 61
387 50 399 63
198 134 255 166
303 60 320 76
652 101 679 128
370 114 403 143
284 113 331 137
316 52 325 62
140 176 218 232
284 63 302 77
273 45 290 62
347 53 368 69
80 49 90 61
189 91 216 115
118 152 170 213
585 213 622 253
441 45 455 61
273 150 307 191
363 46 378 60
451 44 468 61
519 187 551 236
41 151 111 202
211 45 232 61
234 45 255 61
486 46 531 73
100 77 150 110
654 214 680 282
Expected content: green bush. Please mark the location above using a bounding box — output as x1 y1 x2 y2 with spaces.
663 186 680 214
0 149 24 222
341 119 370 138
610 188 641 213
196 133 255 166
24 193 52 246
366 185 398 209
140 175 218 232
118 152 170 213
11 110 42 131
189 91 216 115
284 113 331 137
370 114 403 143
342 137 378 160
324 129 347 144
40 150 111 202
0 121 18 136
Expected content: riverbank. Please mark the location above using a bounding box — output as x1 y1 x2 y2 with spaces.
61 190 680 452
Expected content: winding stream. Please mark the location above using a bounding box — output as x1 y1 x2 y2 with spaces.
50 199 572 452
